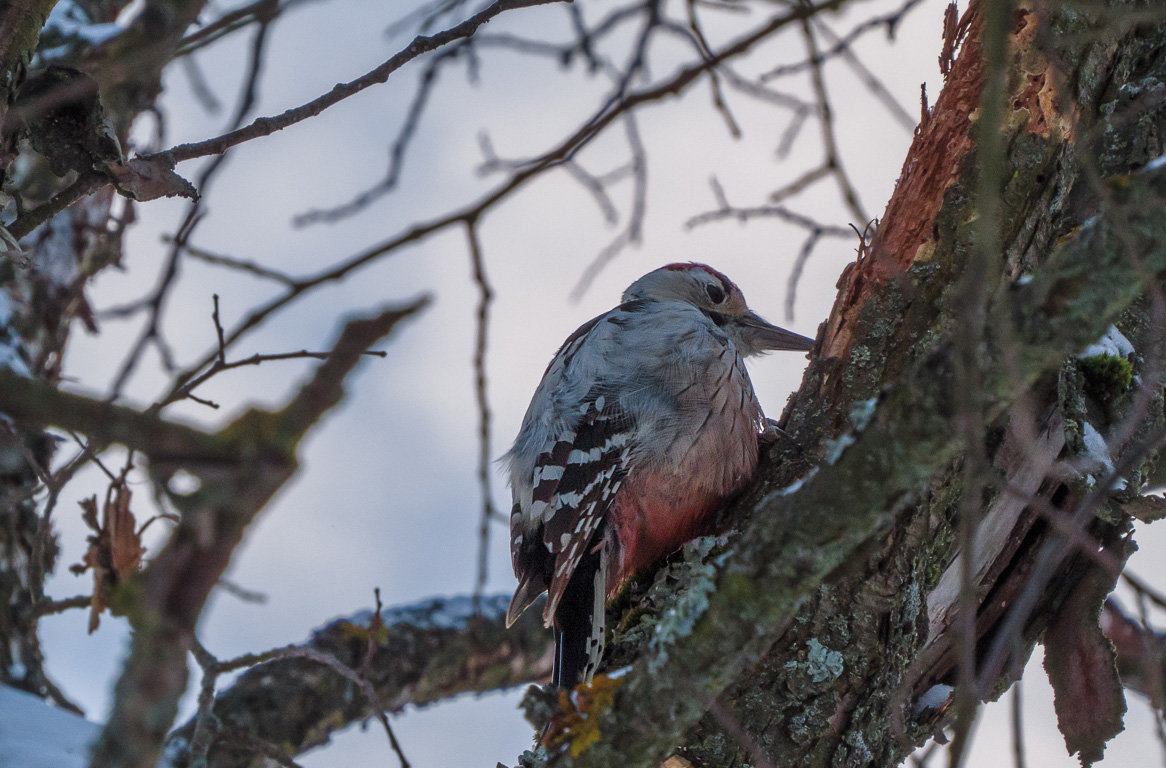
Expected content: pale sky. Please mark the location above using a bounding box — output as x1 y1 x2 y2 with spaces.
26 0 1166 766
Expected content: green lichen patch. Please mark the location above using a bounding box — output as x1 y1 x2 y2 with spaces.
1078 353 1133 402
516 746 550 768
336 619 388 647
787 638 845 685
644 537 728 672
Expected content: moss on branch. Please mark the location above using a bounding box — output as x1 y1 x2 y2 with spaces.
551 170 1165 768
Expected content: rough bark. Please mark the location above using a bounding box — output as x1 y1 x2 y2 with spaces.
165 594 553 768
520 1 1166 766
164 3 1166 766
0 0 55 163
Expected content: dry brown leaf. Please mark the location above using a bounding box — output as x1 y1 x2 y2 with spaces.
70 485 145 633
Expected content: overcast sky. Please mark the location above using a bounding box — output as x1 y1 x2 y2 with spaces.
23 0 1166 765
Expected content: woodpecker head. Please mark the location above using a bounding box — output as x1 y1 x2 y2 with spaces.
622 263 815 356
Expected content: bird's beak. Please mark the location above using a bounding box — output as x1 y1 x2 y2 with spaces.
736 310 816 354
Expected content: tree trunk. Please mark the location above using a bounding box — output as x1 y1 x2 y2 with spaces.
161 3 1166 766
543 1 1166 765
3 1 1165 767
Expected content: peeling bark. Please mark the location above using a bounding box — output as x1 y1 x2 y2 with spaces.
1 1 1164 767
0 0 56 168
531 1 1166 766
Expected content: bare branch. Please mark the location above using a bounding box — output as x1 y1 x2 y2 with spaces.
569 112 647 300
466 223 497 600
166 239 297 286
109 1 279 398
153 0 854 411
154 0 569 167
686 176 852 237
798 13 868 226
813 19 916 132
294 49 457 226
84 298 428 768
167 594 553 768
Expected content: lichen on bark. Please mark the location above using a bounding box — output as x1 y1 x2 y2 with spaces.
548 2 1166 766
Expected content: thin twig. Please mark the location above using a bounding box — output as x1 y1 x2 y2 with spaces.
176 0 295 57
180 55 223 114
110 0 278 397
278 647 412 768
812 16 917 132
770 163 832 205
154 0 568 167
32 594 92 618
686 176 852 237
1001 480 1124 575
212 295 227 365
216 730 307 768
570 112 648 300
108 210 202 396
294 48 458 226
149 0 851 410
168 239 297 286
1123 571 1166 613
947 2 1011 763
562 160 622 224
164 346 387 408
7 173 106 240
784 228 824 322
188 639 222 766
762 0 925 81
216 579 269 604
798 9 868 226
467 222 497 603
678 6 741 138
1131 591 1166 761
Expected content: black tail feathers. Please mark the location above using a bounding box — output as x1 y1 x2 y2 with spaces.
551 550 596 688
551 542 607 689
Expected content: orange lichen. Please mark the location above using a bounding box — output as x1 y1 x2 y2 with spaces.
540 674 624 757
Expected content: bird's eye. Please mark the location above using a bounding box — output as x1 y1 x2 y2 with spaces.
705 284 726 304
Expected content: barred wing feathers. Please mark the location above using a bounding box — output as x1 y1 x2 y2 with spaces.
508 392 630 627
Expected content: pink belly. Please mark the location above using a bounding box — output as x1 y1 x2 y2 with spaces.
607 472 724 597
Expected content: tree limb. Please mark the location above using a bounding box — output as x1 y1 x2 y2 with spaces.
167 594 552 768
77 297 428 768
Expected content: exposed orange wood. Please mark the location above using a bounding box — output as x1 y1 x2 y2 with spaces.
821 4 984 362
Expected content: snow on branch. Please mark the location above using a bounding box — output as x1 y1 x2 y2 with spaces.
166 594 552 768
